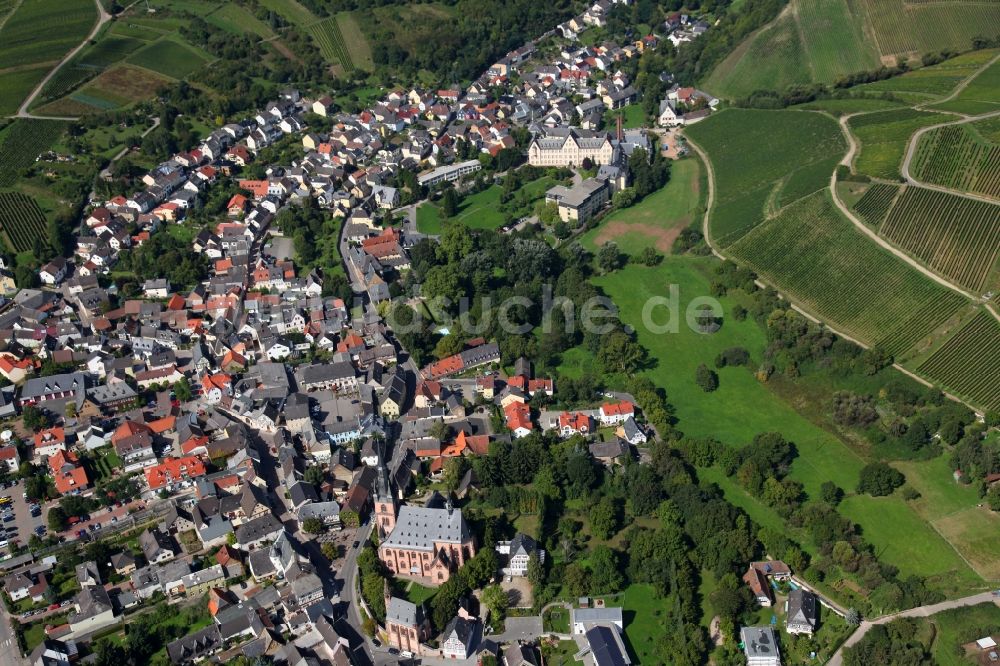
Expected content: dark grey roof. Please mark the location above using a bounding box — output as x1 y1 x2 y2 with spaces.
166 624 223 664
585 625 631 666
787 588 817 627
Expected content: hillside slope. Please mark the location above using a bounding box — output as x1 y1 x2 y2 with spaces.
704 0 1000 98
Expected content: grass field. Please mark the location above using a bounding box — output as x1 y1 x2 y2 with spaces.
335 12 374 70
974 115 1000 143
795 97 905 115
579 158 702 255
128 38 210 79
930 603 1000 665
258 0 316 25
206 4 276 38
416 178 554 235
918 310 1000 412
0 120 69 189
592 256 979 585
704 0 880 99
0 192 48 253
684 108 845 246
726 191 969 356
704 0 1000 98
858 49 1000 100
911 125 1000 201
72 64 172 109
848 108 951 179
878 187 1000 292
931 53 1000 115
0 0 96 69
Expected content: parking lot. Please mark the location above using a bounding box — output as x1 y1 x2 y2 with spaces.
0 479 46 551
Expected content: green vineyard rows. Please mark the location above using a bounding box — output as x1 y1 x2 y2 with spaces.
0 191 48 253
911 125 1000 200
852 182 899 226
880 187 1000 292
919 310 1000 412
309 17 354 71
0 120 69 188
728 191 968 356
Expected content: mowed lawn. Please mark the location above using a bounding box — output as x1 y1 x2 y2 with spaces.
592 256 980 584
579 157 702 255
416 178 553 235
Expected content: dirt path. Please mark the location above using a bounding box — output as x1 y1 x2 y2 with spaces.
14 0 110 119
923 51 1000 109
831 114 978 300
685 129 988 413
899 108 1000 205
828 593 999 666
0 0 23 31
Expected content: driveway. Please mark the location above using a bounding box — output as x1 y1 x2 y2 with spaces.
486 616 544 643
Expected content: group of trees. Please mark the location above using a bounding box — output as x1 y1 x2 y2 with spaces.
116 231 209 290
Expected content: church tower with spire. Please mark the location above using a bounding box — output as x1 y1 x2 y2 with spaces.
374 445 397 536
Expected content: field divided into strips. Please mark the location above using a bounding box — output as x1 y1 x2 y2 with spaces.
974 115 1000 144
0 67 49 116
859 0 1000 58
206 4 276 39
127 38 210 79
0 120 69 189
858 49 1000 101
0 192 48 253
309 17 354 70
848 108 950 179
912 125 1000 201
703 0 879 99
0 0 96 69
36 35 149 105
727 191 968 356
685 109 845 245
72 65 172 109
931 56 1000 115
335 12 374 70
258 0 316 25
880 187 1000 292
852 182 899 225
919 311 1000 412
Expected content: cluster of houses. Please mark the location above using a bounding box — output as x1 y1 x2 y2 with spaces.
737 560 822 665
0 3 734 666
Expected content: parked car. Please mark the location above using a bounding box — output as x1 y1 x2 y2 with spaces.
47 603 59 611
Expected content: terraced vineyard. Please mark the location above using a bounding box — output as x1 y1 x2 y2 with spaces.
849 109 950 179
858 0 1000 58
911 125 1000 200
0 120 69 188
308 17 354 70
0 192 48 253
852 182 899 225
880 187 1000 292
919 310 1000 412
728 191 968 356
